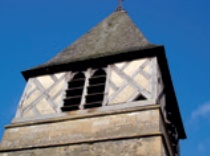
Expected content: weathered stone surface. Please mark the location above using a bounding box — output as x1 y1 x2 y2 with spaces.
0 109 160 150
0 137 162 156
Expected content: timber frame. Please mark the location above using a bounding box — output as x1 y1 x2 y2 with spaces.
21 46 185 139
15 57 155 118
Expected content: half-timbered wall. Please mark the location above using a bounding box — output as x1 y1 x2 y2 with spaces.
15 57 161 121
16 73 68 118
108 58 155 105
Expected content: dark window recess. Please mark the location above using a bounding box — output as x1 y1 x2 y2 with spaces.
166 112 179 154
134 94 146 101
85 69 106 109
61 73 85 112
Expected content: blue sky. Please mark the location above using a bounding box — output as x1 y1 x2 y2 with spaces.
0 0 209 155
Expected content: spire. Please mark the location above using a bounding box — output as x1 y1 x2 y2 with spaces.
24 11 157 73
116 0 124 12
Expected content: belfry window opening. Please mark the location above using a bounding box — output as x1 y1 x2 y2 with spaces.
61 69 107 112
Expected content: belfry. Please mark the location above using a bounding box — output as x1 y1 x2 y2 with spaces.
0 5 186 156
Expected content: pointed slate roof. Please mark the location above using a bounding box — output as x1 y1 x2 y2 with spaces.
28 10 157 71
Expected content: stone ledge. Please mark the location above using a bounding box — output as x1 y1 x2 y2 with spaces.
0 132 162 153
7 104 160 129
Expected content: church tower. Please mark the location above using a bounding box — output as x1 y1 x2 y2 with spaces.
0 8 186 156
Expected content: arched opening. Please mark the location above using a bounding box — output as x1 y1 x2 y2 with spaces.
74 72 85 79
93 69 106 76
85 69 106 109
61 72 85 111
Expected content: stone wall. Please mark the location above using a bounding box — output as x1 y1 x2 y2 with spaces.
0 137 162 156
0 109 160 152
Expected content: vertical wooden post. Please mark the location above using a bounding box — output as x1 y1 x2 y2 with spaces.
103 66 110 106
80 69 91 109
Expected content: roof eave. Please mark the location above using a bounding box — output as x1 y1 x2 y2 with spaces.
22 44 160 79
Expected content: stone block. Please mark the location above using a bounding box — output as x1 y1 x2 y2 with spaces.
0 137 162 156
0 109 160 151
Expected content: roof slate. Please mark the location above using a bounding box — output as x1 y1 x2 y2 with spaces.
29 10 156 70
